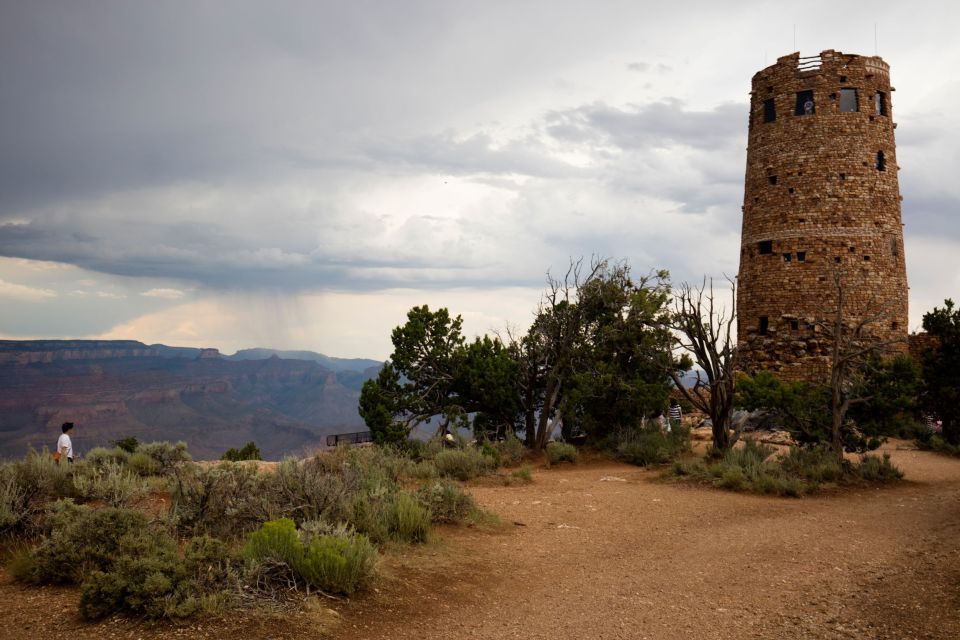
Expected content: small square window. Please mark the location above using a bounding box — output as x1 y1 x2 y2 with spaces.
759 316 769 336
863 255 871 261
790 320 799 331
783 253 791 262
796 90 815 115
835 256 842 263
849 246 856 253
797 251 806 262
839 173 846 180
758 240 773 254
768 175 777 185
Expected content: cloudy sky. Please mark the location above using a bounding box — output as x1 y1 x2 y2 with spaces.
1 1 957 359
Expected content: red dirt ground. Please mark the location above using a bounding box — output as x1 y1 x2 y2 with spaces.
2 441 959 639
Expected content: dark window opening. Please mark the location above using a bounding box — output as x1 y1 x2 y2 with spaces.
839 173 846 180
783 253 792 262
875 91 887 116
863 255 871 261
877 151 886 171
763 98 776 123
891 238 899 256
758 240 773 254
797 251 806 262
839 88 859 112
835 256 842 263
796 90 815 115
891 321 899 330
788 187 795 194
840 75 847 83
790 320 799 330
768 175 777 185
849 246 856 253
798 218 806 223
759 317 769 336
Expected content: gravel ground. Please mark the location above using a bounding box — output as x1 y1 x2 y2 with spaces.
2 440 959 639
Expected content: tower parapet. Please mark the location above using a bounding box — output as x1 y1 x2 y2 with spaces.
736 50 908 380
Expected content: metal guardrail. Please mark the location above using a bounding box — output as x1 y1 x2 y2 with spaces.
326 430 373 447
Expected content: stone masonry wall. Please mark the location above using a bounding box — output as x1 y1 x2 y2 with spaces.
736 50 909 382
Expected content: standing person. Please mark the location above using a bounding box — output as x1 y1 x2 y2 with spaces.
668 399 683 430
56 422 75 464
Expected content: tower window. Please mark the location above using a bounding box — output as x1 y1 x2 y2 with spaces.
790 320 799 330
839 173 846 180
796 90 815 115
839 88 859 112
797 251 806 262
768 175 777 185
875 91 887 116
863 255 871 261
783 253 791 262
758 240 773 254
890 238 899 256
759 316 769 336
877 150 886 171
763 98 776 123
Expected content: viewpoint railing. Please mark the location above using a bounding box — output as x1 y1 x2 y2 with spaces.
325 430 374 447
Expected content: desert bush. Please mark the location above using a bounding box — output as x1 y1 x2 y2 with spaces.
126 451 161 476
244 517 376 596
259 457 351 525
221 441 262 462
77 530 239 620
778 445 842 483
433 448 494 481
387 491 430 542
85 446 131 468
11 449 73 501
480 441 502 468
111 436 140 453
171 462 265 538
14 502 149 585
917 434 960 457
546 442 579 465
0 465 31 533
617 425 690 467
857 453 904 482
138 441 192 473
495 433 526 466
416 479 474 524
71 462 149 507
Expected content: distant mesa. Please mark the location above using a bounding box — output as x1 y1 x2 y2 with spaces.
0 339 383 460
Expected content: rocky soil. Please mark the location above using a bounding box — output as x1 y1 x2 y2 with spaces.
2 440 959 639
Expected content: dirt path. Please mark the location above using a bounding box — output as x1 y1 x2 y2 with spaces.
337 444 960 640
2 443 959 639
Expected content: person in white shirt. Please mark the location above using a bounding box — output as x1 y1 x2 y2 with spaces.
56 422 75 464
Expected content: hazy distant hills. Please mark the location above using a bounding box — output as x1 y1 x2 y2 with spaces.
0 340 382 460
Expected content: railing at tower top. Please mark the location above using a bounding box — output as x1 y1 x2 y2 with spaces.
797 55 822 72
326 430 373 447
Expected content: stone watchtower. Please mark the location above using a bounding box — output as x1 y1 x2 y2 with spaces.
736 50 908 381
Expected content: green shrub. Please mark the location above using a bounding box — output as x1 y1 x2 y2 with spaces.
495 433 526 466
171 462 265 538
15 502 149 585
388 491 430 542
433 448 494 481
417 480 474 524
244 518 376 596
86 447 131 468
0 465 31 533
616 426 690 467
126 451 161 476
917 434 960 457
778 445 842 483
71 462 148 507
511 464 533 483
77 531 239 620
259 457 351 525
138 441 192 473
111 436 140 453
545 442 578 465
221 441 262 462
857 453 903 482
480 441 502 468
717 466 746 491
